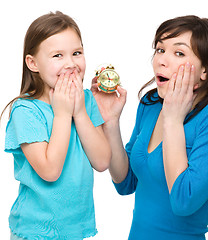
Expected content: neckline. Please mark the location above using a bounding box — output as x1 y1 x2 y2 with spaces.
33 98 52 108
146 104 163 155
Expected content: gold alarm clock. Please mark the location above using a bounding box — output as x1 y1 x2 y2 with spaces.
95 64 120 93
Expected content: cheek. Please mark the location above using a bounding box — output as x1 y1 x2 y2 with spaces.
79 61 86 78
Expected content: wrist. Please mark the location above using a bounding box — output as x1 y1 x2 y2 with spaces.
53 114 73 122
73 109 88 122
102 119 120 133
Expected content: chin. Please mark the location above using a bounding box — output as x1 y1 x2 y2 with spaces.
157 89 166 99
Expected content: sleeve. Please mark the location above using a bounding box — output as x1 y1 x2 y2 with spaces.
5 101 49 154
170 112 208 216
84 89 104 127
113 102 145 195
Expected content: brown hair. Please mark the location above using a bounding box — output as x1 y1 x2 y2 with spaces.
139 15 208 121
1 11 82 120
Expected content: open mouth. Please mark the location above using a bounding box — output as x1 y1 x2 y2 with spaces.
158 76 169 82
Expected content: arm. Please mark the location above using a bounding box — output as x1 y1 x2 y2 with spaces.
91 77 128 182
162 63 196 192
21 72 74 182
72 71 111 172
162 63 208 216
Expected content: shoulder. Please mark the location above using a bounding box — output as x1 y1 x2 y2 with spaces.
12 98 36 109
83 89 97 107
138 91 162 114
141 89 161 105
195 105 208 130
84 89 93 99
9 98 47 125
83 89 104 126
11 98 41 114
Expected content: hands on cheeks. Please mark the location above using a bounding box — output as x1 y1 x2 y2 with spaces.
49 69 85 118
162 62 198 124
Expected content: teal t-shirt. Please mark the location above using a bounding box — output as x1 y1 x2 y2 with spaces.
5 89 104 240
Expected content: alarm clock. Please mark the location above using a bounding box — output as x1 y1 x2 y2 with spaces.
95 64 120 93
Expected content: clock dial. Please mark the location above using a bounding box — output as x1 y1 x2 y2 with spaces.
96 65 120 93
100 70 119 87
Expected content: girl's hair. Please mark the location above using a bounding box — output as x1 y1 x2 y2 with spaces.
139 15 208 122
1 11 82 119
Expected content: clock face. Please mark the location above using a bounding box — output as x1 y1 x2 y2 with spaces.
99 69 120 87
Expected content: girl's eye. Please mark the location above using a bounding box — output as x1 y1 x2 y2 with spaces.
73 51 82 56
176 51 185 57
53 53 62 58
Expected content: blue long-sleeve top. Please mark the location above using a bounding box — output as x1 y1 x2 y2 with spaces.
114 94 208 240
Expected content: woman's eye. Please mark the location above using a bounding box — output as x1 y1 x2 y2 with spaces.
53 53 62 58
73 51 82 56
155 48 165 54
176 51 185 57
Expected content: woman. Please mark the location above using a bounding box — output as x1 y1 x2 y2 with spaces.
91 15 208 240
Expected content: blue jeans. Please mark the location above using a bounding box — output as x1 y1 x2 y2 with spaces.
10 232 25 240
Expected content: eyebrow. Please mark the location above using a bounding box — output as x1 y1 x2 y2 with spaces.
49 47 84 54
158 40 191 49
173 42 191 48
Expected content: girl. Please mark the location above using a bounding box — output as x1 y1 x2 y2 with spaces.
91 15 208 239
2 11 111 240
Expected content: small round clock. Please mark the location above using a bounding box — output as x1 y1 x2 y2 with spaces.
95 64 120 93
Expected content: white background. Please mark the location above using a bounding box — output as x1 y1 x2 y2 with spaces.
0 0 208 239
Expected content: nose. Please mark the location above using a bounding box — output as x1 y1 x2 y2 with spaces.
64 56 76 70
157 53 169 68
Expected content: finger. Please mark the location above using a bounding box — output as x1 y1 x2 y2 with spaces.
187 64 195 95
73 73 83 91
69 81 76 100
167 72 177 95
116 86 127 103
92 76 98 85
55 74 64 92
61 71 71 93
73 68 83 84
65 77 73 96
49 88 54 104
180 62 191 96
175 65 184 92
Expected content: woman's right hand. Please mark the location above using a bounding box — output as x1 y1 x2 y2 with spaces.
91 77 127 123
49 71 75 118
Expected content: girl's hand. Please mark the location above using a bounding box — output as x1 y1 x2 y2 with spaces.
162 62 197 125
49 71 75 118
91 77 127 123
72 69 86 119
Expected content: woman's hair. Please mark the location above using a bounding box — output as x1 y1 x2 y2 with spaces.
139 15 208 122
1 11 82 119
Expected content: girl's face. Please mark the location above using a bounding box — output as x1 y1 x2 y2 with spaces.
26 28 86 97
152 31 206 99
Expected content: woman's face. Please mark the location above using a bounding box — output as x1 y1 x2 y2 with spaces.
152 31 206 99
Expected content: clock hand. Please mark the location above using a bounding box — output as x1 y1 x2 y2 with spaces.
107 73 113 80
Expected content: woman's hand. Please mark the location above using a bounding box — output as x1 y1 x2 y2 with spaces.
91 77 127 123
162 62 197 124
162 62 197 192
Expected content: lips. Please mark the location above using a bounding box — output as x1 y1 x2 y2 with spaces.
156 74 170 83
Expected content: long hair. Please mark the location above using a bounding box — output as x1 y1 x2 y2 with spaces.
0 11 82 120
138 15 208 122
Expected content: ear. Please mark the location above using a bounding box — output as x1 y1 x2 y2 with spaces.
201 67 207 81
25 54 39 72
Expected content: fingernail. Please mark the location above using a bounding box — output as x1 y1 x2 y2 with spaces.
180 65 184 72
173 73 177 79
186 62 190 68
